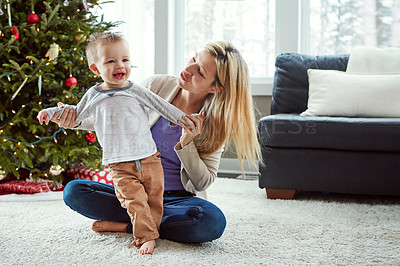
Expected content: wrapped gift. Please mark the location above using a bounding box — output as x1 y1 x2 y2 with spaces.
71 165 113 185
0 179 64 194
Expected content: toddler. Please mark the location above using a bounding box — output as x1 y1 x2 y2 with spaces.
37 32 189 255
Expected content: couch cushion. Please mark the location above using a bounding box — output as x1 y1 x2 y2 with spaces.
300 69 400 118
346 46 400 73
272 53 349 115
258 114 400 152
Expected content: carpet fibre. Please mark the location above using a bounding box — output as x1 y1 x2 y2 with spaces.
1 178 399 265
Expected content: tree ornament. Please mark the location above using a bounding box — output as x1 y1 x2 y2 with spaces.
0 0 117 182
79 0 89 11
11 25 19 40
45 43 60 61
7 2 12 27
63 0 69 6
50 165 63 175
11 77 28 100
27 12 40 24
74 33 87 43
38 75 42 96
65 76 78 88
85 132 96 143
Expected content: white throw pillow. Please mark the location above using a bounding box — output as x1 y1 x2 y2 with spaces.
346 46 400 74
300 69 400 117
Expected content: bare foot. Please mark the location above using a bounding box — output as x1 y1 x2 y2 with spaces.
91 221 129 233
132 240 141 247
138 240 156 255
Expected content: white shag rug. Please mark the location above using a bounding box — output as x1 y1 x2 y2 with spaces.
1 178 399 266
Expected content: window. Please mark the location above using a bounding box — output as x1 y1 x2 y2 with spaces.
100 0 400 94
101 0 154 82
308 0 400 55
185 0 275 78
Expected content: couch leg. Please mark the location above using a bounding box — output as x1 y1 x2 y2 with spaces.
265 188 295 200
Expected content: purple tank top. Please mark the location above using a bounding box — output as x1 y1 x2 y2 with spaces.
151 116 185 191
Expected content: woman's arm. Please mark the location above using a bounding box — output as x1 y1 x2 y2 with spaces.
175 112 223 192
175 141 223 192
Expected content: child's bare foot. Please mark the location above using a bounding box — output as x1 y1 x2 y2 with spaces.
91 221 129 232
138 240 156 255
131 240 140 247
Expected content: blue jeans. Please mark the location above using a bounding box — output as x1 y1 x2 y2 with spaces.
63 180 226 243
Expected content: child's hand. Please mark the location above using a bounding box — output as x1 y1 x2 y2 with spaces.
177 110 206 148
37 110 50 125
51 103 78 129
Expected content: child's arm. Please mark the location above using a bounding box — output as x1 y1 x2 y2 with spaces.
37 105 71 125
37 87 95 127
129 84 189 126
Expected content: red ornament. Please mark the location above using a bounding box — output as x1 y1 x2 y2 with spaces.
27 13 40 24
11 26 19 40
65 76 78 88
85 132 96 143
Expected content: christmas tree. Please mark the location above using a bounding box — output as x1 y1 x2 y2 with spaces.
0 0 118 181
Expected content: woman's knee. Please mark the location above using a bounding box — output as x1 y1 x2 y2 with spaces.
188 203 226 242
203 206 226 240
63 180 87 207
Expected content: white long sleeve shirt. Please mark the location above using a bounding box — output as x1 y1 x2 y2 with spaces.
44 82 187 165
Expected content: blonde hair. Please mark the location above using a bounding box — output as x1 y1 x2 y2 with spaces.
194 41 263 172
85 32 126 65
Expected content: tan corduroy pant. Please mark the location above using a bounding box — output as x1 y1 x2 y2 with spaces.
108 152 164 245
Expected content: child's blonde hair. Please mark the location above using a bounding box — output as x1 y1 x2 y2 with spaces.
85 32 126 65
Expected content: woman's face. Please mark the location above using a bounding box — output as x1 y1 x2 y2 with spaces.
178 50 218 95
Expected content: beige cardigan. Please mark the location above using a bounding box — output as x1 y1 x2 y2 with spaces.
79 75 223 200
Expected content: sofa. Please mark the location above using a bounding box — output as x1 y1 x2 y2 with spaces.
258 52 400 199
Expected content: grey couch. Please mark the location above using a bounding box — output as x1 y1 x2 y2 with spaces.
258 53 400 199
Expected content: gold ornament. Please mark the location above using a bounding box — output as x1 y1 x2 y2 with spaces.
45 43 60 61
74 33 87 43
50 165 63 176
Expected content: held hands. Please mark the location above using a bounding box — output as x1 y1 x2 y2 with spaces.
37 102 78 128
178 110 206 148
37 110 51 125
50 102 78 129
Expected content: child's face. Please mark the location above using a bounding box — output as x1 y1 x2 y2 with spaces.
91 40 131 89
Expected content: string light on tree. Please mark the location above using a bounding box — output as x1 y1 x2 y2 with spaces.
0 0 116 180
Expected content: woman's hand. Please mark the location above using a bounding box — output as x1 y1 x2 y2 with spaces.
177 110 206 148
51 102 79 129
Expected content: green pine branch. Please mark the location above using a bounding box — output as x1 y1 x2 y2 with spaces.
0 0 117 181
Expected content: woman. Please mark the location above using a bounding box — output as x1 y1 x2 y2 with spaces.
55 41 262 243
